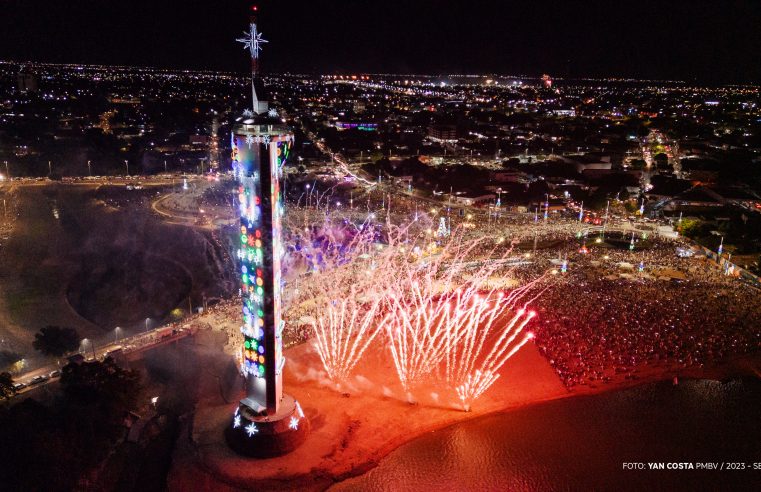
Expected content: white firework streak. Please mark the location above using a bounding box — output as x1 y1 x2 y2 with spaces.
382 229 543 405
310 284 389 381
299 216 401 382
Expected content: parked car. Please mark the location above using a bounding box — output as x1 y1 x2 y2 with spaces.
48 370 61 378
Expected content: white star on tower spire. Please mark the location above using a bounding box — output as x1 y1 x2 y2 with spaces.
237 23 268 60
237 21 268 114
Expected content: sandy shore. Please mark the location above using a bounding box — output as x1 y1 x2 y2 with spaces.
166 319 761 491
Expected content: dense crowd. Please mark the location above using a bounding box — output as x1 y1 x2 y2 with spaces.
530 236 761 388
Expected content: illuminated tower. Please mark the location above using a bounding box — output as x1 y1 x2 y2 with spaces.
232 115 292 414
226 6 308 458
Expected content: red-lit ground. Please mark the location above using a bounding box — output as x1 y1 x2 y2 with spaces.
168 326 563 491
166 317 760 491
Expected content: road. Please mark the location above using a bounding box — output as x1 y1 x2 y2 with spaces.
10 324 197 398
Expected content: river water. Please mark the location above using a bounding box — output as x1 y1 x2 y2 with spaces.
332 378 761 491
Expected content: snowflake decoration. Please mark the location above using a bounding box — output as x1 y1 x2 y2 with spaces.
245 422 259 437
242 109 254 118
262 135 271 147
289 416 299 430
245 134 255 148
237 23 268 60
233 415 241 428
267 108 278 118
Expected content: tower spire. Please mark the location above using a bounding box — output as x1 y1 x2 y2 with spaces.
236 6 268 114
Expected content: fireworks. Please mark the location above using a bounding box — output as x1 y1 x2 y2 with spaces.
381 231 541 408
310 284 388 382
286 215 397 383
283 208 543 408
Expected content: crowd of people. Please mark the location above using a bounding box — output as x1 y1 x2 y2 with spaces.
529 234 761 389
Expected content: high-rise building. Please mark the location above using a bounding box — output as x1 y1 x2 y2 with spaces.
427 124 458 143
17 70 37 93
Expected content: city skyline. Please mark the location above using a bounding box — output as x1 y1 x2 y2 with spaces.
1 0 760 84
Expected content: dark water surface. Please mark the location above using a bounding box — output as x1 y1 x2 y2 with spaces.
332 379 761 491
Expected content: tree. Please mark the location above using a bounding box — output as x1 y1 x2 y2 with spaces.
653 152 669 168
33 326 80 357
0 372 15 399
61 357 141 421
678 218 702 238
0 349 23 369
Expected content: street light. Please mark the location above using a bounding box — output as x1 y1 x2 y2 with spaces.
124 160 129 176
114 327 122 343
81 338 96 360
145 318 151 332
87 160 91 176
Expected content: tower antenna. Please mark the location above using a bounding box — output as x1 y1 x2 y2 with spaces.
236 5 268 113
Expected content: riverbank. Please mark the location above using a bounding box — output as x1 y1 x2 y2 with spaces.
167 315 761 491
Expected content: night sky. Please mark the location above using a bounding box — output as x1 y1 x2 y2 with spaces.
1 0 760 84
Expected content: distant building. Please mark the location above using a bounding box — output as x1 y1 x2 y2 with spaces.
452 192 495 206
108 96 141 105
541 74 552 89
17 71 37 93
491 171 531 183
335 121 378 131
552 109 575 117
190 135 210 146
557 154 612 174
661 186 724 211
427 125 457 143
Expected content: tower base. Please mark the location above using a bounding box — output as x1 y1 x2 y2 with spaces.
224 393 309 458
